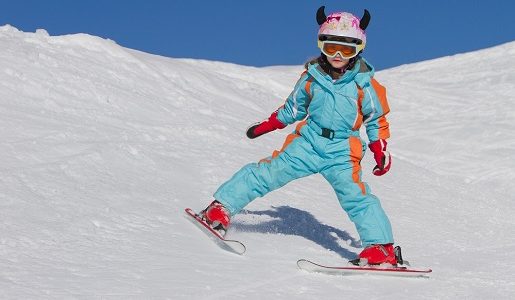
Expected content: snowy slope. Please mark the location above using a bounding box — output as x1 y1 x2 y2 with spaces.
1 24 514 299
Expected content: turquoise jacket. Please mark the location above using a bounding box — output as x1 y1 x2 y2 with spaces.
277 57 390 145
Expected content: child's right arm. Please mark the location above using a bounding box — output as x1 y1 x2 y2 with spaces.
276 72 313 126
246 72 312 139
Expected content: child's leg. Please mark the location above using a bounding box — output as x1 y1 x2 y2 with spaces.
321 137 394 246
322 162 394 246
214 137 320 216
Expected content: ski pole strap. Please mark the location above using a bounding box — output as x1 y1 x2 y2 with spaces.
307 119 360 140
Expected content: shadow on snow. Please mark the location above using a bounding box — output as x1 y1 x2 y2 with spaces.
231 205 360 260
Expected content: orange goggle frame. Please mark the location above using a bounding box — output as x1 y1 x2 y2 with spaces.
318 40 363 59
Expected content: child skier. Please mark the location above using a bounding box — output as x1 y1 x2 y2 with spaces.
201 6 396 265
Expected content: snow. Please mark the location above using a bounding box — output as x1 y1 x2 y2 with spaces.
1 24 514 299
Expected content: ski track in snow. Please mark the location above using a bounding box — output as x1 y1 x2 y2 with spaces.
0 25 514 299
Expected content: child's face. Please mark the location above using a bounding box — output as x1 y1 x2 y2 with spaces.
327 55 350 69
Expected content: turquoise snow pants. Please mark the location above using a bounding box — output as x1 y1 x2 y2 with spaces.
214 128 394 246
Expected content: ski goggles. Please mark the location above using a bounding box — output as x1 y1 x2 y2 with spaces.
318 40 361 59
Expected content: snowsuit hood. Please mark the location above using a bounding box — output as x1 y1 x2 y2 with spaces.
305 56 375 89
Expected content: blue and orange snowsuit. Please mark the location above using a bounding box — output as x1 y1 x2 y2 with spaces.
214 57 394 246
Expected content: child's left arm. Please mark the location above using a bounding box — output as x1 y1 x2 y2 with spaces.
361 78 390 142
362 78 392 176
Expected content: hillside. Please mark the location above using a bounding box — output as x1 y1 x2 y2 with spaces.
1 25 514 299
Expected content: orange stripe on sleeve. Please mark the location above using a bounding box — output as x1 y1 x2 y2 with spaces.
370 78 391 140
370 79 390 114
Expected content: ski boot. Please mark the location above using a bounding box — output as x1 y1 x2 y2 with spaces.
200 200 231 236
350 244 405 266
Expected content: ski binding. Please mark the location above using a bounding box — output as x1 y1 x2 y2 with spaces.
297 259 432 278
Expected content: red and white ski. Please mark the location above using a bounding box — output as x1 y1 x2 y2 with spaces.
297 259 432 278
184 208 246 255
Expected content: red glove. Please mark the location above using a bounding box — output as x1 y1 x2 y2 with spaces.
246 110 286 139
368 139 392 176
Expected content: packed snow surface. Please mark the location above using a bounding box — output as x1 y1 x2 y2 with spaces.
1 24 514 299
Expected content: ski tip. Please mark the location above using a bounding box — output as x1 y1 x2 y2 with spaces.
231 243 247 255
185 207 247 256
297 259 318 270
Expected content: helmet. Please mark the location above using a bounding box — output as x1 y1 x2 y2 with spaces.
316 6 370 53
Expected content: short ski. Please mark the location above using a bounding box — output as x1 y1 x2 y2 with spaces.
184 208 246 255
297 259 432 278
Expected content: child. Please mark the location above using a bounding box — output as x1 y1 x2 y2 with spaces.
201 6 396 265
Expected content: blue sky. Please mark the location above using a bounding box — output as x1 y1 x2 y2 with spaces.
2 0 514 70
